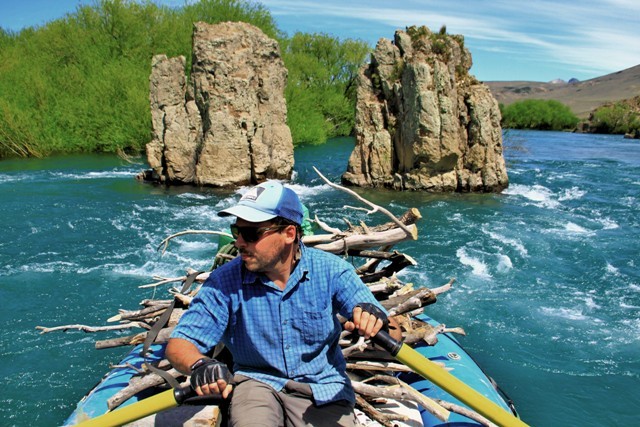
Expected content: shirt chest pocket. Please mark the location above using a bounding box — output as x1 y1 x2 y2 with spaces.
299 303 335 344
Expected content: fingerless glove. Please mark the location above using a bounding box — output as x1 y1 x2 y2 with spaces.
189 357 232 389
355 302 389 330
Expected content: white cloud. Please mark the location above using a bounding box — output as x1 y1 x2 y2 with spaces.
260 0 639 79
3 0 633 80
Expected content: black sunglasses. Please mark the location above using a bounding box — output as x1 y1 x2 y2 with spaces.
230 224 287 243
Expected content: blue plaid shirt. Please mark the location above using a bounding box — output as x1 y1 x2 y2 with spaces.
171 243 384 405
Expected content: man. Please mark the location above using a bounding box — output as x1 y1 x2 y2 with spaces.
166 181 401 426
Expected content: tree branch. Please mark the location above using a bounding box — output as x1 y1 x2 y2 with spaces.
312 167 416 239
36 322 149 334
156 230 232 255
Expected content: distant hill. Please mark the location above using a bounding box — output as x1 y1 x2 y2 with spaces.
485 64 640 118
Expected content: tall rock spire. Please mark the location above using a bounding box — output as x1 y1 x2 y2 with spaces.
145 21 294 187
342 25 508 192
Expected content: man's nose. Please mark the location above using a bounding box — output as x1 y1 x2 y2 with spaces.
234 234 246 248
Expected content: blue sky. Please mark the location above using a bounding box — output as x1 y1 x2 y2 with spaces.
1 0 638 82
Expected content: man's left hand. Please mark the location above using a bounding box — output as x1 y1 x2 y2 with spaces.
344 303 388 339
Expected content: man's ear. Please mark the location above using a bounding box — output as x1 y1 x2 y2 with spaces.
284 224 298 243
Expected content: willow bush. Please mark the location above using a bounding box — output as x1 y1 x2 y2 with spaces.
282 32 369 145
0 0 278 158
500 99 579 131
589 101 640 135
0 0 370 158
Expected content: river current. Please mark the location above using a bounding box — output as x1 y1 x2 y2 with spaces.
0 130 638 426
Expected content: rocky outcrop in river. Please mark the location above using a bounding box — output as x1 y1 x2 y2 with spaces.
342 26 508 192
144 22 294 186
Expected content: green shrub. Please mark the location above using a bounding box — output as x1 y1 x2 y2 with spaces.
0 0 369 158
281 32 369 145
590 102 640 134
501 99 579 130
407 25 431 43
0 0 280 158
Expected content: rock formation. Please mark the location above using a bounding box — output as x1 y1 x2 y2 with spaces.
342 26 508 192
144 22 294 186
147 55 201 184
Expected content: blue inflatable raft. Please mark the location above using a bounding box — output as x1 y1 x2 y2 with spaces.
64 314 518 426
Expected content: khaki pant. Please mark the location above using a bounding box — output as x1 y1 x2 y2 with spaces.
228 374 357 427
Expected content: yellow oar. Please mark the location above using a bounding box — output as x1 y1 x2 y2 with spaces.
76 386 199 427
77 333 526 427
373 330 529 427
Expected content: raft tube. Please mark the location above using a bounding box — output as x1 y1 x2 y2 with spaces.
64 317 517 426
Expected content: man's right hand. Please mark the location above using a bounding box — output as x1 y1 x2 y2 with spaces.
189 357 234 398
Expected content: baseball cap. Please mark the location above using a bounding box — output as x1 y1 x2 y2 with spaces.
218 181 304 225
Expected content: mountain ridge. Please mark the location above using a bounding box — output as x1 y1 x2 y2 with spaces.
485 64 640 118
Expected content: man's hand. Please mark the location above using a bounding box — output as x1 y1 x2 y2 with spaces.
344 303 389 339
190 358 234 399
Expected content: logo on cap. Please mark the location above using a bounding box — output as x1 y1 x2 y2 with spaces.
240 186 265 202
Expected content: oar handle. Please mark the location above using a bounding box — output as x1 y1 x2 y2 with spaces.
371 329 529 427
371 328 403 356
174 384 196 404
76 386 222 427
178 386 224 406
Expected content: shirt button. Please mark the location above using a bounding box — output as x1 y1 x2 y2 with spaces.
286 344 291 349
283 320 288 325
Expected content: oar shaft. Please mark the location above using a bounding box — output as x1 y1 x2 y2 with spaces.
396 343 528 427
374 330 528 427
76 388 180 427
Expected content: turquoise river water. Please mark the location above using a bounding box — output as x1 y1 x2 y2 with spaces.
0 130 638 426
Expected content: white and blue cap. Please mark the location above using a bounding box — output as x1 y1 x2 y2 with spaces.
218 181 304 225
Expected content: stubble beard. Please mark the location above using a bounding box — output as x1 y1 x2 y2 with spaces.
240 250 274 273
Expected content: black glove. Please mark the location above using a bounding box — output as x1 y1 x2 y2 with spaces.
355 302 389 331
190 357 233 390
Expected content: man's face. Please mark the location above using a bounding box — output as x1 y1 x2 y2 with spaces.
233 219 291 273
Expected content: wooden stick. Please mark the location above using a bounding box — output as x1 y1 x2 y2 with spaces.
156 230 232 254
304 225 418 253
348 249 412 260
139 271 209 289
403 323 466 346
108 302 172 322
108 307 167 323
358 252 417 283
434 399 498 427
352 376 450 421
107 368 183 410
36 322 149 334
172 293 193 306
95 327 175 350
432 278 455 295
382 288 437 316
346 361 414 373
348 208 422 236
366 276 405 295
342 336 369 357
313 167 416 238
95 332 147 349
138 276 186 289
314 214 342 234
355 395 404 427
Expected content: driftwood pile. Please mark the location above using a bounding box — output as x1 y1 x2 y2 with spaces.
38 170 495 427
